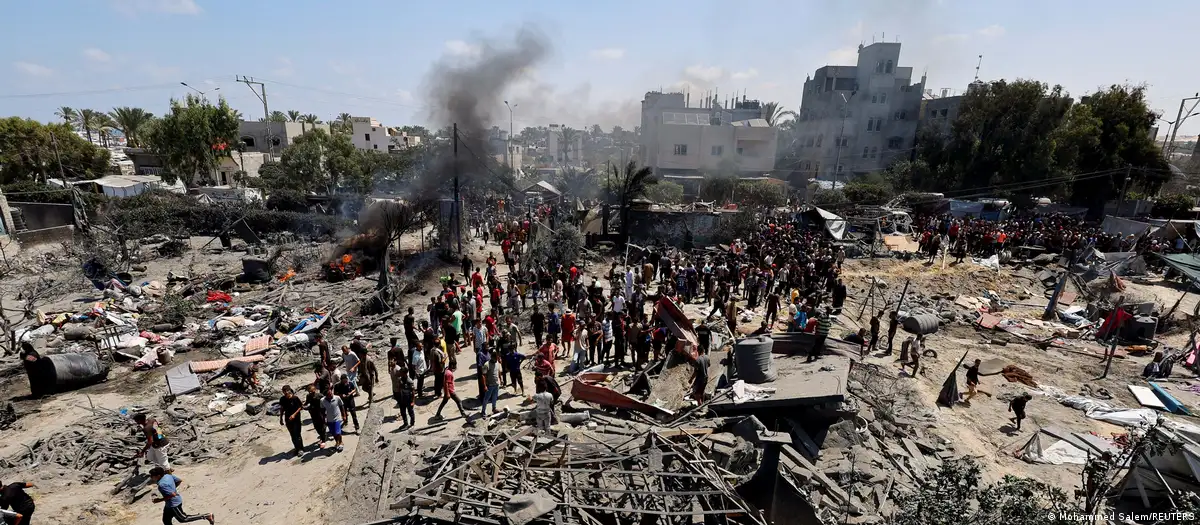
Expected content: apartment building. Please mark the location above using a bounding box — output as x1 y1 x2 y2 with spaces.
547 124 584 164
793 42 926 182
351 117 389 152
238 120 329 154
638 91 778 176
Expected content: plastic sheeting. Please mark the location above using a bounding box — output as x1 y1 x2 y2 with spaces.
1101 216 1153 238
811 206 847 240
949 200 985 217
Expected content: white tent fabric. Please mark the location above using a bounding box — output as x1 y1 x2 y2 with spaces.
1017 426 1120 465
813 206 847 240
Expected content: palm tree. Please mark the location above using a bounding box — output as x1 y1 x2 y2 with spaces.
760 101 797 127
108 107 156 148
286 110 302 122
268 110 288 122
607 160 656 241
97 114 118 147
334 112 354 134
78 109 103 144
559 126 579 163
229 109 244 121
55 107 78 128
300 114 321 133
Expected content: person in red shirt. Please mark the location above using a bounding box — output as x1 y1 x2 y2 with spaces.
434 364 467 420
561 312 576 359
537 336 557 375
501 238 512 257
471 269 483 288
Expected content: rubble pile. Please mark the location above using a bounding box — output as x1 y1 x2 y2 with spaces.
0 404 215 481
387 426 766 525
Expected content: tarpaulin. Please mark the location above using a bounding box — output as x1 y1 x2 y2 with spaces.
1097 307 1133 339
812 206 847 240
1101 216 1153 238
1155 253 1200 286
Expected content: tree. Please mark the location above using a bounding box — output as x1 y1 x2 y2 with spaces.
1069 84 1170 210
607 160 657 241
555 167 599 200
397 125 429 138
277 128 365 194
108 107 156 148
78 108 103 144
144 94 240 185
0 117 110 184
643 180 684 204
55 107 78 128
1154 193 1194 219
559 126 579 163
843 174 896 204
590 124 604 137
286 110 301 122
734 180 787 208
811 188 847 206
268 110 288 122
334 112 354 134
299 113 321 133
700 176 737 203
760 101 795 127
894 458 1073 525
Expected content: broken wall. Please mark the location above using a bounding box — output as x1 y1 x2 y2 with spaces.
626 209 721 246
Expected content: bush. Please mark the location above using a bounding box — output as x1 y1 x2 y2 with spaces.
811 188 848 206
2 181 107 208
265 189 310 212
842 181 895 204
102 194 349 239
735 180 787 208
1154 192 1195 219
643 181 684 204
713 211 758 244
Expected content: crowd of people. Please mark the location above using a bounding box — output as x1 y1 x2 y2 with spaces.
911 213 1194 262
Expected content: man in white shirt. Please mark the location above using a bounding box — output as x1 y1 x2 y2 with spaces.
612 293 625 314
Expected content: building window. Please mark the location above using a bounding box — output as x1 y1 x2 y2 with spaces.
373 144 378 150
365 133 371 141
870 147 878 159
711 145 723 156
866 118 875 132
816 134 823 147
940 108 949 117
270 137 281 147
893 111 900 121
876 61 884 73
888 137 903 149
813 162 820 174
871 94 878 103
880 93 887 103
930 110 937 119
900 110 907 120
673 144 688 155
886 60 894 73
862 147 869 159
737 147 744 155
836 164 844 173
240 137 256 148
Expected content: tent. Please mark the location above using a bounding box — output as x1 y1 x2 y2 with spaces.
1015 426 1121 465
801 206 847 240
949 199 985 217
1155 253 1200 286
1119 426 1200 507
1101 215 1153 238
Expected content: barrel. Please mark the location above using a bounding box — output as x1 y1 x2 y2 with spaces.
733 335 777 383
241 258 271 283
902 314 940 335
24 353 110 397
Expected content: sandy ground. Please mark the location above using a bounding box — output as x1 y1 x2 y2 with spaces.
4 235 1200 523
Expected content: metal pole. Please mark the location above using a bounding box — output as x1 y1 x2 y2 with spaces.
1166 94 1200 157
49 131 65 184
453 123 462 255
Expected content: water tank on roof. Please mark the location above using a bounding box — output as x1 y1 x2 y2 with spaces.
733 335 776 384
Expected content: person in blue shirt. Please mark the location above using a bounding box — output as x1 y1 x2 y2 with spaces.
150 467 213 524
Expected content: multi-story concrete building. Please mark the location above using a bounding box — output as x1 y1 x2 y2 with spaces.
351 117 390 152
237 121 329 154
638 91 778 176
547 124 584 165
793 42 926 183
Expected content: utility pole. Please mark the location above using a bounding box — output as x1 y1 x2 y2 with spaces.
49 131 65 184
832 93 850 190
453 123 462 255
236 76 273 156
1118 165 1132 216
1164 93 1200 157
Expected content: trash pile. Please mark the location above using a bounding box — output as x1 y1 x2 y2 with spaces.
387 426 766 525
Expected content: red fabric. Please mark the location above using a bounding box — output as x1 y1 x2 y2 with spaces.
206 291 233 303
1098 308 1133 339
444 369 455 395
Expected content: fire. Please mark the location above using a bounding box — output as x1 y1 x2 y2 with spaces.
279 268 297 282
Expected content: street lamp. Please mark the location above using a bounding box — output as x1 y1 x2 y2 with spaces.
1164 93 1200 156
504 100 517 168
180 82 219 101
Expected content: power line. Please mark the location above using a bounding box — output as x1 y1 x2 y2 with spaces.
0 84 182 99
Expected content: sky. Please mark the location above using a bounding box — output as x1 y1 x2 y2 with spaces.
4 0 1200 137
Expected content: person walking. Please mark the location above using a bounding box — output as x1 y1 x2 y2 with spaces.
395 367 416 429
885 311 899 355
132 413 171 471
480 351 501 417
303 384 327 446
334 374 359 433
808 309 830 363
962 358 982 403
0 479 35 525
150 467 213 524
278 385 305 457
1008 392 1032 430
435 365 468 421
340 345 360 388
320 386 345 452
868 312 881 356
